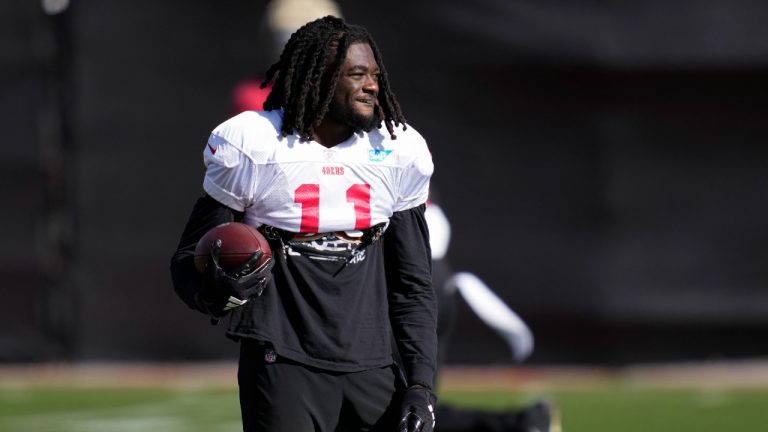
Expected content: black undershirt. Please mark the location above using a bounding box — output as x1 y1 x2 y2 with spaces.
170 194 437 388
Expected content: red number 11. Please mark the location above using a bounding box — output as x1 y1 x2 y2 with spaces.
295 184 371 232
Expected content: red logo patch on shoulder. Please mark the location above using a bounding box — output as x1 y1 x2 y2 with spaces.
207 143 217 155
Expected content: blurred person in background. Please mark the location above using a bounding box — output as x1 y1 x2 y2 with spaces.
171 15 437 432
427 198 560 432
232 0 344 114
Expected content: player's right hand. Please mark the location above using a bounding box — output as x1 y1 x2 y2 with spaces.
198 239 274 317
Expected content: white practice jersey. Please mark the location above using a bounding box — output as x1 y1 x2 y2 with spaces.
202 109 433 234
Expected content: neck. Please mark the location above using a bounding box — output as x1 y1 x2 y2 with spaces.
313 117 354 148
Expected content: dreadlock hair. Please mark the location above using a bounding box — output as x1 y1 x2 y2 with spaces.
261 16 407 141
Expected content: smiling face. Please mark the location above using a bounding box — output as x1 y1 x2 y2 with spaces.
326 42 381 132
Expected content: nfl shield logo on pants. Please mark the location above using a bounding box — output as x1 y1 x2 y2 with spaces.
264 348 277 363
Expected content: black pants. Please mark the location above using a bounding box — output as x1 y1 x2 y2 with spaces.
238 340 402 432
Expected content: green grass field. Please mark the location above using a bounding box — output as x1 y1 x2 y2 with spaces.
2 365 767 432
441 387 768 432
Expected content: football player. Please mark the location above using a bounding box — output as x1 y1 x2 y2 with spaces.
427 199 560 432
171 16 437 432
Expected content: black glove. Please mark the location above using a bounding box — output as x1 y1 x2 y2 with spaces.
397 385 436 432
197 239 274 317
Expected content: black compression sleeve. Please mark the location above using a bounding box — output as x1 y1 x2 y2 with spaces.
384 204 438 388
170 193 243 313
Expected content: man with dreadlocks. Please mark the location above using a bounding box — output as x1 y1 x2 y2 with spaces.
171 16 437 432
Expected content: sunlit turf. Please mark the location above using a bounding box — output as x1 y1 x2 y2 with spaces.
0 387 242 432
2 384 768 431
440 386 768 432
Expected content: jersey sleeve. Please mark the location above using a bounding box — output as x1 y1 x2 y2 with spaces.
395 132 434 212
384 204 437 388
202 124 259 212
170 194 242 314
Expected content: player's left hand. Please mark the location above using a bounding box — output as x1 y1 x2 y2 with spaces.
397 385 435 432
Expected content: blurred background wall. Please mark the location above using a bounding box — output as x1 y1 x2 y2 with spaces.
2 0 768 366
